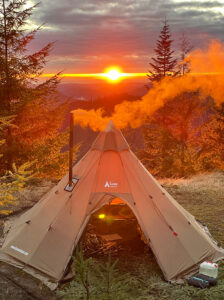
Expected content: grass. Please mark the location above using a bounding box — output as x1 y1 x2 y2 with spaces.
160 171 224 245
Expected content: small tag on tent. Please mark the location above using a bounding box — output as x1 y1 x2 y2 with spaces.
168 225 178 236
64 178 79 192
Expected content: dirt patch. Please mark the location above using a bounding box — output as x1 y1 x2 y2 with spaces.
0 263 56 300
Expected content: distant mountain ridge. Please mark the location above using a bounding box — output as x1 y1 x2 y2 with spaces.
57 80 148 102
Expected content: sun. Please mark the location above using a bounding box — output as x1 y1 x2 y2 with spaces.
105 67 122 81
106 69 120 81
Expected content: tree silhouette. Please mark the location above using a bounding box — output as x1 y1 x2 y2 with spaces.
148 19 178 83
178 31 193 75
0 0 73 176
0 0 60 169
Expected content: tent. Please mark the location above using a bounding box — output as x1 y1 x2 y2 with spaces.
0 121 224 289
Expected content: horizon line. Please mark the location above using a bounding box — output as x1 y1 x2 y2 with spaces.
39 72 224 78
40 73 147 78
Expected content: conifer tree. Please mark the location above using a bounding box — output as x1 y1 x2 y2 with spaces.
144 20 175 176
148 19 178 82
144 19 179 176
139 121 183 177
0 0 73 178
94 255 131 300
178 31 193 75
143 22 199 177
0 0 61 169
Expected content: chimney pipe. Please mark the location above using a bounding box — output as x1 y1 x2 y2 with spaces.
69 113 74 187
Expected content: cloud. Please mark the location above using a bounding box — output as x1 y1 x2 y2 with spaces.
28 0 224 73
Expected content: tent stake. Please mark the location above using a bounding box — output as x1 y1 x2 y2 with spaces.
69 113 74 187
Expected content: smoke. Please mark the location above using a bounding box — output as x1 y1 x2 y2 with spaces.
72 40 224 131
189 40 224 74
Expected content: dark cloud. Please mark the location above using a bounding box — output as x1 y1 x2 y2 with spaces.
29 0 224 73
164 1 224 9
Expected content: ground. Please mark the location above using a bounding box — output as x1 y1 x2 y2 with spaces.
0 172 224 299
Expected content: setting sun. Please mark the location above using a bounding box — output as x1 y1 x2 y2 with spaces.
105 68 121 81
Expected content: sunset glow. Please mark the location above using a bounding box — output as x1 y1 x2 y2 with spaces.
39 68 147 82
39 71 224 82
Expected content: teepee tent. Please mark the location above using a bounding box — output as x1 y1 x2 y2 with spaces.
0 121 224 289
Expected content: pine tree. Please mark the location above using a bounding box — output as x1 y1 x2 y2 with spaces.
143 23 200 178
148 19 178 82
9 95 79 179
144 19 179 176
0 0 61 169
159 92 209 177
57 248 96 300
0 0 74 178
139 121 183 177
94 255 132 300
178 31 193 75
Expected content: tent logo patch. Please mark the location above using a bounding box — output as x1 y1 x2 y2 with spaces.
10 245 29 256
104 181 118 188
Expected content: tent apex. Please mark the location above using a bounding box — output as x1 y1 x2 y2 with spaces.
105 120 116 132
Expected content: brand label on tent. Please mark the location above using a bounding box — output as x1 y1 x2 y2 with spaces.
10 245 29 256
104 181 118 188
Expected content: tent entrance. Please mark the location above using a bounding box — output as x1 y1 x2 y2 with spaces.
80 198 147 257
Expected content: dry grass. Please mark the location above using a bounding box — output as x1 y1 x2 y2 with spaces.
159 171 224 191
160 171 224 245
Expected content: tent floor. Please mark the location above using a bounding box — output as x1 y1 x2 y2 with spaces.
81 215 148 258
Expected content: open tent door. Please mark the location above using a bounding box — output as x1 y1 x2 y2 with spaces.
80 197 148 257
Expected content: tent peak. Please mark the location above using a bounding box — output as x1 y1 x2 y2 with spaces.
91 120 129 151
105 120 116 132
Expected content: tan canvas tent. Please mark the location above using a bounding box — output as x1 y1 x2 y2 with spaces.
0 121 224 289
